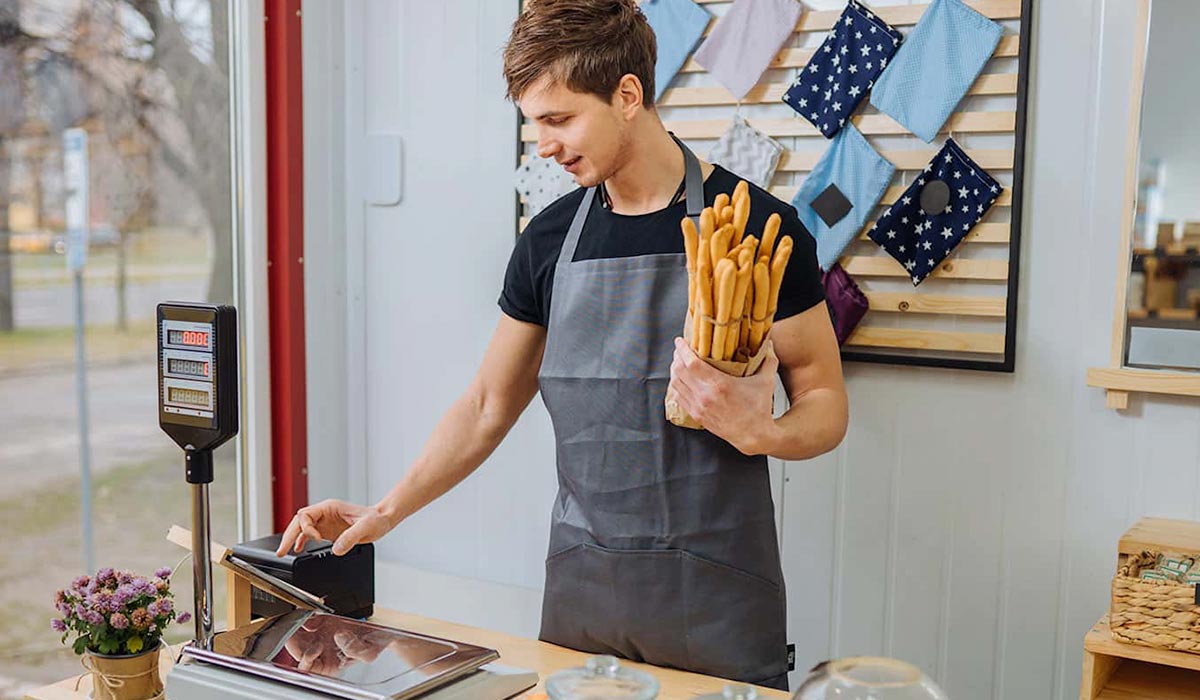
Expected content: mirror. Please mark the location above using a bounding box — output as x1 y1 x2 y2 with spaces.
1123 0 1200 371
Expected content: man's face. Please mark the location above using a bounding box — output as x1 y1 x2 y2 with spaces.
518 74 632 188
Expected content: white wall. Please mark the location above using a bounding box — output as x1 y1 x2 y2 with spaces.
1139 0 1200 223
304 1 1200 698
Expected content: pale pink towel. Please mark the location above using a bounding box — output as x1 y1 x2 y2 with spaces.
693 0 804 100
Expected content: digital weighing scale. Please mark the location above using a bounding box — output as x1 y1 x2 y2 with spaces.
156 302 538 700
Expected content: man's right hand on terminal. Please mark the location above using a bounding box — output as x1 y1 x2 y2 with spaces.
275 499 393 557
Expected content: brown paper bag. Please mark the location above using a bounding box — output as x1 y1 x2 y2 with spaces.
664 312 772 430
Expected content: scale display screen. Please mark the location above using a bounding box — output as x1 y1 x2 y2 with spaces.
168 386 211 407
167 329 210 349
167 357 209 378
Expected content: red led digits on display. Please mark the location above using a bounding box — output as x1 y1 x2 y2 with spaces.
183 331 208 347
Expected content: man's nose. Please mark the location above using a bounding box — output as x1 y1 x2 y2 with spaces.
537 135 561 161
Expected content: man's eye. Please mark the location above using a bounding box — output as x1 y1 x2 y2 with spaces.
545 117 568 126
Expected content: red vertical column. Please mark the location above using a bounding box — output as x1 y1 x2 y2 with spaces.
264 0 308 532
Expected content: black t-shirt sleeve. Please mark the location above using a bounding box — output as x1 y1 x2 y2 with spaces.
772 211 826 322
498 225 545 326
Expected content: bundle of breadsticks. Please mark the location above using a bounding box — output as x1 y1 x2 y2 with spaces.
665 180 793 430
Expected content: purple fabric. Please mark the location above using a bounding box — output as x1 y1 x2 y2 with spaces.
822 263 868 346
693 0 805 100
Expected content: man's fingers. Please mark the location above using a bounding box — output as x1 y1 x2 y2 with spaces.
332 518 370 556
276 515 303 557
295 510 322 552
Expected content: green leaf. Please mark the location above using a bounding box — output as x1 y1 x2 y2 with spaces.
127 636 144 654
98 638 118 655
73 637 88 655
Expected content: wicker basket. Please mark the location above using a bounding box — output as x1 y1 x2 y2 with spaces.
1110 518 1200 654
1111 573 1200 652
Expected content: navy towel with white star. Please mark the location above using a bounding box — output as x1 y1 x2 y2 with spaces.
782 0 902 139
867 139 1001 286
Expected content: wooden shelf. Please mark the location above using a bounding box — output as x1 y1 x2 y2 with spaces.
1126 308 1200 321
1095 662 1200 700
1082 616 1200 699
1087 367 1200 406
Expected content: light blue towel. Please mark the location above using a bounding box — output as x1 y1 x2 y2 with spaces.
869 0 1003 143
640 0 711 102
792 123 895 271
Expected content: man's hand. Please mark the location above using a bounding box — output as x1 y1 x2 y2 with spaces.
669 337 779 455
275 499 393 557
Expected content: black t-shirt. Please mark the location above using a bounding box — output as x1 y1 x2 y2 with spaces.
499 164 825 328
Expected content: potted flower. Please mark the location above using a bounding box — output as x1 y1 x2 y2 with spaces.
52 567 192 700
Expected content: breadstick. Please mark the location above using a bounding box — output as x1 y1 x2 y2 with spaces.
732 196 750 246
733 180 749 209
710 223 734 270
700 207 715 242
749 261 770 353
711 258 737 361
760 212 782 261
736 247 755 351
714 193 730 214
695 223 713 352
725 258 753 360
764 235 793 341
682 217 699 326
697 240 715 357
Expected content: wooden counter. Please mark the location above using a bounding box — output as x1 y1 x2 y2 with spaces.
25 606 791 700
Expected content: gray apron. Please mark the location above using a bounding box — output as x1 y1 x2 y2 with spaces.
537 136 789 688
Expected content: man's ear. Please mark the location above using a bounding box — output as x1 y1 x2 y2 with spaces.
613 73 646 121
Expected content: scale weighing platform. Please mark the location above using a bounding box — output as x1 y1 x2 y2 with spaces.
156 302 538 700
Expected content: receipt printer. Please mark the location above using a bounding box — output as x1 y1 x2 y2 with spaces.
231 533 374 619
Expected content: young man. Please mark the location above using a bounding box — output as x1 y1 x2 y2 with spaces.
277 0 847 689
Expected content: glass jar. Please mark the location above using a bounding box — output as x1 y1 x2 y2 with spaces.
546 655 660 700
793 657 949 700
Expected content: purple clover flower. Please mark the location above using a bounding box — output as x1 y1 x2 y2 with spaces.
71 576 90 591
109 613 129 630
177 611 192 624
113 585 135 607
51 618 67 632
149 598 174 617
84 610 105 626
154 567 172 580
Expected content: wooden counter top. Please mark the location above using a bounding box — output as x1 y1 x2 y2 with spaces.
25 607 791 700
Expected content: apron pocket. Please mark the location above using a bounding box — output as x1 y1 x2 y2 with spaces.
680 550 789 684
540 544 788 684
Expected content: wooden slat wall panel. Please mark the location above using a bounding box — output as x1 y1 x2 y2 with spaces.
520 111 1017 142
845 327 1007 353
518 0 1025 365
679 35 1021 74
658 74 1017 108
865 292 1008 317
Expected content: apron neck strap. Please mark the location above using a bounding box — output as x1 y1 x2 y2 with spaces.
557 135 703 268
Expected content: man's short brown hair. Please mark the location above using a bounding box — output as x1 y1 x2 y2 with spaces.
503 0 657 109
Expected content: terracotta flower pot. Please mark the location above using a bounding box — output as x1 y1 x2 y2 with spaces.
83 643 163 700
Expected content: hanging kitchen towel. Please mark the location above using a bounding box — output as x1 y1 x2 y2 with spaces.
692 0 805 101
707 115 785 188
791 123 895 271
514 154 577 216
641 0 712 102
822 263 869 346
867 138 1001 286
782 0 902 138
869 0 1003 142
